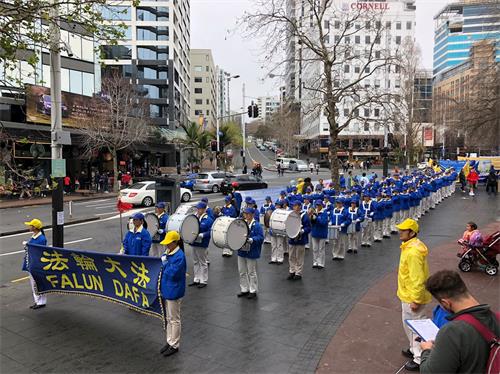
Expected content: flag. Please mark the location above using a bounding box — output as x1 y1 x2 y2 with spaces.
463 160 470 177
116 199 133 213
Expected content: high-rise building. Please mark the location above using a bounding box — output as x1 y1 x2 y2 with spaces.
285 0 416 162
414 69 433 124
256 96 280 122
433 0 500 78
190 49 217 129
216 67 229 121
101 1 191 129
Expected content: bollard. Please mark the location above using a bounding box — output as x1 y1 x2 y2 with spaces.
69 200 73 219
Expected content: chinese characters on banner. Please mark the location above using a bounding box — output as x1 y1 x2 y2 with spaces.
27 244 164 320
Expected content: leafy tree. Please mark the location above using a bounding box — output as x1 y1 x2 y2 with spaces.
178 122 213 171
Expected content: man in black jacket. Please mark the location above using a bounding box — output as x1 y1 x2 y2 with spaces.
420 270 499 374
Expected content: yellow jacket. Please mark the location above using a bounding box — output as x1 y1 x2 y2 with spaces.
296 181 305 194
397 237 432 305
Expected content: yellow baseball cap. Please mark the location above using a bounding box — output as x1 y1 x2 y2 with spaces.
160 231 180 245
395 218 419 233
24 219 43 229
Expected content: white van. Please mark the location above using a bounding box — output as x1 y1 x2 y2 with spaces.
276 158 292 169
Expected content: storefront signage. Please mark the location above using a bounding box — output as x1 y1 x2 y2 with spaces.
51 159 66 178
350 2 389 10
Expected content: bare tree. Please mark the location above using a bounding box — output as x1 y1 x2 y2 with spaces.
81 73 150 192
266 102 300 156
242 0 399 188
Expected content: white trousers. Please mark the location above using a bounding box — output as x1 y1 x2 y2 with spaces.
347 232 360 250
151 243 164 257
30 275 47 305
222 247 233 256
383 218 391 237
332 234 347 259
288 245 305 275
401 302 426 364
270 235 285 262
189 245 208 284
373 220 383 241
311 237 326 267
163 298 182 349
238 257 258 293
401 210 409 221
391 211 400 232
361 221 373 245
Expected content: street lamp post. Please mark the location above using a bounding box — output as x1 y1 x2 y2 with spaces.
225 73 240 123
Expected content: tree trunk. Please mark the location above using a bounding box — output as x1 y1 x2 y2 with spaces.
112 147 119 193
329 124 340 190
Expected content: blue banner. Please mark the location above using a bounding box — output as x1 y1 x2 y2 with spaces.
27 244 164 320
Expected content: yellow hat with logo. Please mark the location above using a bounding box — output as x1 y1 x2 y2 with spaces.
395 218 419 234
160 231 180 245
24 219 43 229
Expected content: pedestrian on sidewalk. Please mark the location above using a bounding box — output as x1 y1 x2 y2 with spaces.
466 168 479 196
485 166 498 195
22 219 47 309
309 162 314 174
419 270 499 374
315 163 320 175
159 231 186 357
459 169 467 192
277 163 281 177
395 218 432 372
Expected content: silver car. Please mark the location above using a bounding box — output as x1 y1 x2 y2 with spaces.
194 172 233 193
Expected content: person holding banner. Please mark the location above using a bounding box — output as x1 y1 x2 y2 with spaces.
159 231 186 357
22 218 47 309
151 202 169 257
122 213 152 256
188 202 213 288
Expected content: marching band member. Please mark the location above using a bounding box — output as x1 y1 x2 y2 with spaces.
360 194 375 247
269 200 286 264
22 219 47 309
390 189 402 234
230 186 242 212
159 231 186 357
249 199 260 221
330 199 351 261
372 194 385 242
260 196 275 244
200 197 214 218
287 200 311 280
241 196 253 216
288 187 303 203
303 196 313 249
221 196 238 257
122 213 152 256
400 187 411 221
382 193 393 238
188 202 214 289
237 207 264 299
310 200 328 269
275 190 288 205
323 182 336 198
151 202 169 257
347 200 363 254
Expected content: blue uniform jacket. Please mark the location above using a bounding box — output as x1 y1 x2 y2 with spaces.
383 199 393 218
22 232 47 271
323 188 336 197
222 204 238 218
400 193 410 210
360 201 375 220
347 208 364 232
232 192 242 212
260 204 275 216
329 207 351 234
153 212 169 243
311 210 329 239
123 227 152 256
191 213 214 248
372 200 385 221
288 212 311 245
288 193 303 203
160 247 186 300
392 195 401 211
238 220 264 259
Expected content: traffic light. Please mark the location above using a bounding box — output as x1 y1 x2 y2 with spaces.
247 102 259 118
248 105 253 117
253 105 259 118
210 140 217 152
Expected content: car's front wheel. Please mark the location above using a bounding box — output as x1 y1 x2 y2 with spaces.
211 185 219 193
142 196 154 207
181 192 191 202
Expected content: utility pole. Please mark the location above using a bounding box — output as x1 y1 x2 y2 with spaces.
50 1 64 247
242 83 246 169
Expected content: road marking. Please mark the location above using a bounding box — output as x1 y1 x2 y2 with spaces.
94 205 119 210
95 212 116 216
0 237 93 257
11 276 30 283
0 250 25 257
84 202 117 208
74 199 113 206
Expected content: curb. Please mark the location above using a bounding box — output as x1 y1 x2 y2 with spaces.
0 216 101 237
0 194 118 210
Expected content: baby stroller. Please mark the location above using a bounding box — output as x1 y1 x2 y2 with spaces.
458 231 500 276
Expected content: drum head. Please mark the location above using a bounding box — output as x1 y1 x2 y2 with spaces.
285 212 301 238
144 213 160 240
179 215 200 244
226 219 249 250
175 204 196 215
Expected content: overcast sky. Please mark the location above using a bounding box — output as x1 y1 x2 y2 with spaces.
191 0 453 112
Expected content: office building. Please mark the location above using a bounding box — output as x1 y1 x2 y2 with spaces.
216 66 229 121
190 49 217 129
414 69 433 124
256 96 280 122
433 0 500 78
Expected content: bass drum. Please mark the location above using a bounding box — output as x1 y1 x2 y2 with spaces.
175 204 196 215
269 210 301 238
211 216 249 251
144 213 160 241
166 213 200 244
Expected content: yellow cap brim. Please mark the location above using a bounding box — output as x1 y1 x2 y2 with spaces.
160 238 175 245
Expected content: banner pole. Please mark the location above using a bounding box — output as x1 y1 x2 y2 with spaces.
120 212 123 242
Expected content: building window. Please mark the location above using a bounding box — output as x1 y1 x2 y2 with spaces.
386 79 391 88
375 50 381 58
364 80 370 88
355 23 360 30
374 79 380 88
205 66 209 72
395 79 401 88
365 21 370 29
206 99 209 105
395 36 401 45
364 123 370 131
206 110 210 115
374 108 380 117
334 20 340 29
102 45 132 60
395 65 401 73
374 36 380 44
194 66 203 72
386 21 391 29
353 108 359 116
137 7 169 21
324 20 330 29
375 21 381 30
334 35 340 44
69 70 82 94
194 77 202 83
396 22 401 30
195 99 202 105
344 65 350 73
406 21 412 30
365 35 371 44
364 108 370 117
343 108 349 116
364 66 370 73
345 36 350 44
355 35 360 44
194 88 202 94
82 72 94 96
334 80 340 87
194 109 203 115
354 66 360 73
102 6 131 21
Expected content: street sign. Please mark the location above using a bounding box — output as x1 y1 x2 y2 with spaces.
51 159 66 178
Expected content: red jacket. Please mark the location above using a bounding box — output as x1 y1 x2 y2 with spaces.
467 170 479 183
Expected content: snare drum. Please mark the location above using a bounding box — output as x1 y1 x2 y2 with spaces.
347 223 356 234
166 213 200 244
211 216 249 251
328 225 340 240
269 210 301 238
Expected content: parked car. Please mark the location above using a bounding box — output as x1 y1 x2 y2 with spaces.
193 172 233 193
220 174 268 194
276 157 292 169
120 181 192 207
288 159 309 171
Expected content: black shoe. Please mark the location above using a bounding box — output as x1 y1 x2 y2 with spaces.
276 261 284 265
404 361 419 371
247 293 257 299
293 275 302 280
347 249 353 253
401 349 413 359
312 265 318 268
391 231 398 234
269 260 276 264
163 346 179 357
374 239 382 242
353 249 358 254
188 281 200 287
366 244 372 247
284 253 289 256
197 283 207 289
287 273 295 280
317 265 324 269
30 304 46 310
237 291 250 298
160 344 171 354
383 235 390 238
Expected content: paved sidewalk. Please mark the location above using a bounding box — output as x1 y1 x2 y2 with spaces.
0 193 118 210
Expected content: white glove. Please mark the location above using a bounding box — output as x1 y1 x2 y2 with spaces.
341 224 345 227
197 233 204 240
300 229 305 235
22 241 28 246
157 229 164 234
247 237 253 244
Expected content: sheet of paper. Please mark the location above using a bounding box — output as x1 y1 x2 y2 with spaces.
405 319 440 341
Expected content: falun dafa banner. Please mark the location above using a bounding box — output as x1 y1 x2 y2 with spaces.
27 244 164 320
